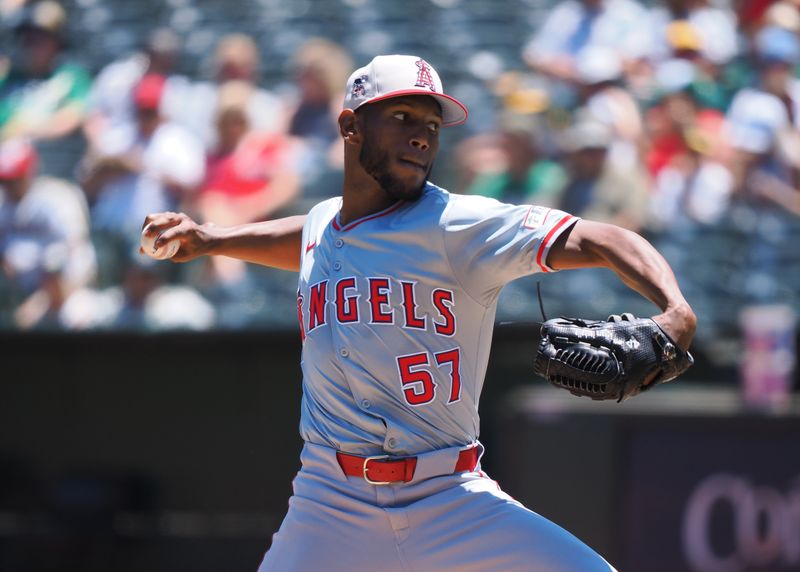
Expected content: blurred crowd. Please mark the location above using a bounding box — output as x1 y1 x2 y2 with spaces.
1 0 800 339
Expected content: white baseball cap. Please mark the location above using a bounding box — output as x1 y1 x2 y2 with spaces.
343 55 468 126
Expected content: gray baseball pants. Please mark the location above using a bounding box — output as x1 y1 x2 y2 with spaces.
258 441 617 572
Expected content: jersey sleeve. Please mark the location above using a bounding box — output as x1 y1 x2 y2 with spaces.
442 194 578 305
302 197 341 251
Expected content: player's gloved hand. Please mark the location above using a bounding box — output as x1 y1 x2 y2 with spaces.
532 313 694 402
140 211 216 263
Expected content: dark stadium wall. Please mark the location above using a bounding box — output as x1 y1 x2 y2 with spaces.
1 330 797 572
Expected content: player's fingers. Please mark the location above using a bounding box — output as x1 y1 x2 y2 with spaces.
142 211 184 235
153 221 188 247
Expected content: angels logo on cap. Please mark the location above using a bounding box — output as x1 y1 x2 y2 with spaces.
343 55 468 126
414 59 436 91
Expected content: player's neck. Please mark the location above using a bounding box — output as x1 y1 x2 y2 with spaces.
339 170 398 227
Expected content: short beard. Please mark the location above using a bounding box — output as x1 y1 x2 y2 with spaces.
358 130 430 202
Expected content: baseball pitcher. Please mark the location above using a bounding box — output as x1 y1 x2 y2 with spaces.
141 55 696 571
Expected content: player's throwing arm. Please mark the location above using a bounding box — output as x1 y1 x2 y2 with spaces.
139 211 306 270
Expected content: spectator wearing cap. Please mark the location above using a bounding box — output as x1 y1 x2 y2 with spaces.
645 12 737 112
84 27 191 150
80 74 205 248
175 34 285 149
0 0 91 177
648 0 738 69
0 138 96 329
573 45 644 171
555 119 651 232
644 58 724 178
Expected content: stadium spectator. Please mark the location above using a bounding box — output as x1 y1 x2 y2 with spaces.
456 111 567 206
285 38 354 203
522 0 653 102
736 0 779 40
83 27 189 150
0 138 96 329
648 0 738 68
80 74 205 246
727 25 800 204
1 0 28 19
650 109 734 228
287 38 352 148
194 80 301 296
764 1 800 35
0 1 91 177
556 120 651 232
60 254 216 331
175 34 285 149
573 45 644 170
198 80 301 225
649 18 734 110
644 58 705 177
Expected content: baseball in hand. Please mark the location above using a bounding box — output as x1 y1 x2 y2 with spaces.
140 223 181 260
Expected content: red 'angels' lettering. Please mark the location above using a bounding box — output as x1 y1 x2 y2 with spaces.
401 281 426 329
397 347 462 406
308 280 328 331
368 277 393 324
432 289 456 336
301 277 455 336
336 277 359 323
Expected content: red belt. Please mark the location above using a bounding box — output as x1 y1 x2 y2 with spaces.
336 446 479 485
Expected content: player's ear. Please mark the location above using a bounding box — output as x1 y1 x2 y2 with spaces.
338 109 361 145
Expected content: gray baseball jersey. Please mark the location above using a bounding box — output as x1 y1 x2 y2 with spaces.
295 182 578 456
258 184 619 571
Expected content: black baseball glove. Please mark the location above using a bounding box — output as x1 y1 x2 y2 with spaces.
532 313 694 402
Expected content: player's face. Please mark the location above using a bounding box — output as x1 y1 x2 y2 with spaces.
357 96 442 201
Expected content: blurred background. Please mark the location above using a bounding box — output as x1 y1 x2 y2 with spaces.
1 0 800 570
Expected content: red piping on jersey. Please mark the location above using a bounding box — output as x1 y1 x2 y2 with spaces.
333 201 405 232
535 215 574 273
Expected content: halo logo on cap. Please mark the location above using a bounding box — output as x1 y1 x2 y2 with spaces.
343 55 468 126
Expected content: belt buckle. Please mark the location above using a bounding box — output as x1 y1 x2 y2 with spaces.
362 454 392 485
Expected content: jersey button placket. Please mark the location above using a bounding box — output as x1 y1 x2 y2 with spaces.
332 237 344 271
